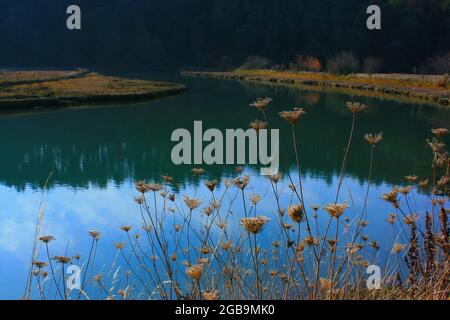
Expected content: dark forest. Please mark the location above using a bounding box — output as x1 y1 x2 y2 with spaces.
0 0 449 72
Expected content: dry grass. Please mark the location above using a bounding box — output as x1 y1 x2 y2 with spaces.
0 70 187 109
182 69 450 106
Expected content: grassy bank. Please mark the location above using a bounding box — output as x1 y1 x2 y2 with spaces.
182 69 450 106
0 70 188 110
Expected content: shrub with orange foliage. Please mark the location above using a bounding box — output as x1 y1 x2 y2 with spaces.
294 55 322 72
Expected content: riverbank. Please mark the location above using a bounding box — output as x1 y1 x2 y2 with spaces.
182 69 449 106
0 70 188 110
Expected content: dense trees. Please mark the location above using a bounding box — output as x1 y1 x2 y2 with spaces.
0 0 448 72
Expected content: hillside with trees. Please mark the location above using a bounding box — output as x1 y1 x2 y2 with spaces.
0 0 448 73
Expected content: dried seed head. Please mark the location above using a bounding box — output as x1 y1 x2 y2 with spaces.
183 195 202 211
387 213 397 225
186 264 203 281
359 220 369 227
431 128 449 138
94 273 103 283
392 243 406 254
278 107 306 125
369 240 380 251
233 175 250 190
269 172 282 183
202 290 220 300
398 186 412 195
437 175 450 187
427 139 445 153
249 119 268 133
320 278 336 291
205 180 218 192
249 193 262 206
53 256 71 264
250 97 272 110
120 225 132 232
405 175 418 182
32 261 47 269
346 101 367 114
418 179 429 188
220 240 233 251
364 132 383 146
303 236 319 247
382 187 399 206
240 216 269 234
135 181 163 193
115 242 125 250
39 235 55 243
202 206 213 216
288 204 304 223
191 168 205 176
134 196 144 205
324 203 349 219
403 214 419 225
161 175 173 184
118 289 127 300
347 243 364 255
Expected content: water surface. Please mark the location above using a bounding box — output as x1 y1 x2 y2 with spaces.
0 73 448 299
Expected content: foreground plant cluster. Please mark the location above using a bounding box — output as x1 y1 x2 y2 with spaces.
26 98 449 300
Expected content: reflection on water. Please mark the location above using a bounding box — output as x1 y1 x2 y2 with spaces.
0 73 448 298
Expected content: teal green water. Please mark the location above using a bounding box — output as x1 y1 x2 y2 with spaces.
0 73 448 299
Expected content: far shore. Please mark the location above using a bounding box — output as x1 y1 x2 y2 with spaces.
0 69 188 110
182 69 449 106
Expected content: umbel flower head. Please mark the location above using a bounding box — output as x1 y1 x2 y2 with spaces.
250 97 272 110
204 180 217 192
431 128 449 138
233 176 250 190
249 119 268 133
392 243 406 254
135 181 163 193
346 101 367 114
32 261 47 269
186 264 203 281
279 107 306 125
53 256 71 264
288 204 304 223
191 168 205 176
249 193 262 205
240 216 270 234
183 195 202 211
88 230 101 241
364 132 383 147
120 225 133 232
324 203 349 219
202 290 220 300
39 235 55 243
382 187 399 207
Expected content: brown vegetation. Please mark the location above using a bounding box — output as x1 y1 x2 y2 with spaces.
0 70 187 110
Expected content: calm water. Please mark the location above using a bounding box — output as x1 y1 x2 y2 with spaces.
0 73 449 299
